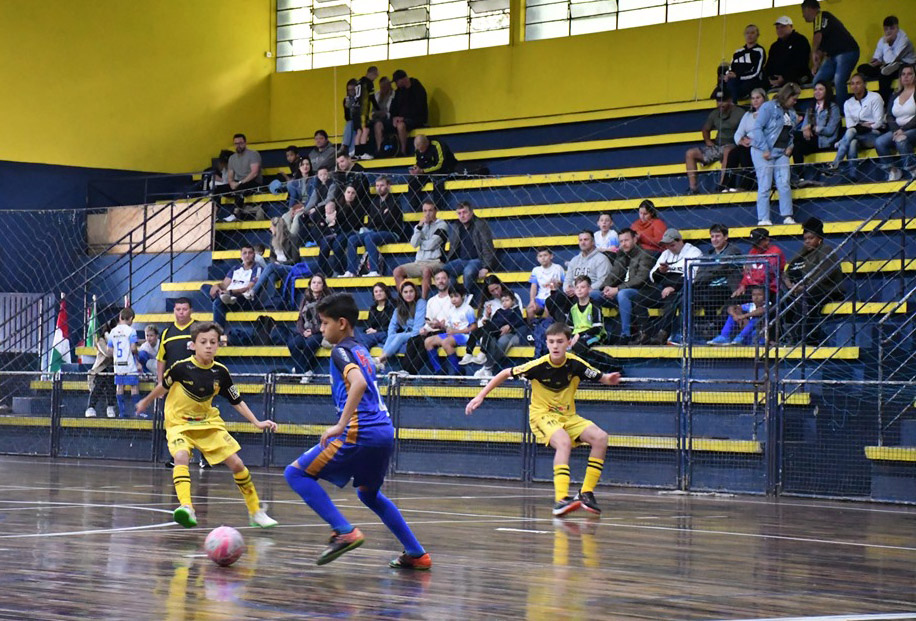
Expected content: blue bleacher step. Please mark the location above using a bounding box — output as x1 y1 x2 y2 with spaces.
901 419 916 445
12 397 51 416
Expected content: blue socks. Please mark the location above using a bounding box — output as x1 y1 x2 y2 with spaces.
446 353 461 375
116 394 126 418
426 349 443 374
284 465 353 533
357 488 425 557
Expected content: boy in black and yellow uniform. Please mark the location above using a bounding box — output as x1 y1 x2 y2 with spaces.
138 321 279 529
467 322 620 516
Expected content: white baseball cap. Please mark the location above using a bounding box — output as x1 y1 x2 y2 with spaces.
774 16 793 26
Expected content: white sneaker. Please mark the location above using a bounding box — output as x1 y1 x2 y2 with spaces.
220 292 237 305
394 370 410 378
473 367 493 378
342 271 355 278
242 290 255 301
458 354 476 366
106 406 117 418
366 271 380 277
374 357 386 372
470 353 488 365
782 217 796 225
249 509 278 528
889 167 903 182
757 219 773 226
299 370 314 384
358 153 375 160
222 214 237 223
84 407 96 418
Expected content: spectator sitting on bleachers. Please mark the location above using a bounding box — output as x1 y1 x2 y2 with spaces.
374 77 394 119
287 274 332 383
318 185 364 277
545 231 611 321
137 325 159 376
253 244 268 271
567 276 620 374
594 212 619 258
792 81 841 187
640 228 703 346
731 227 786 303
721 24 767 103
722 87 767 192
782 217 845 345
209 244 263 332
459 275 524 379
829 74 885 176
408 134 458 212
630 199 667 256
346 176 404 278
443 201 496 304
857 16 916 105
213 133 265 222
751 82 800 226
250 213 304 309
708 286 769 346
685 92 744 195
481 291 529 375
302 166 338 239
393 199 449 297
601 228 653 345
423 284 476 376
527 247 565 321
402 269 452 374
692 224 744 338
274 145 301 184
286 157 314 208
766 16 812 89
308 130 336 172
386 69 429 157
376 280 426 371
205 150 232 192
875 64 916 182
802 0 859 108
335 151 370 210
356 282 394 350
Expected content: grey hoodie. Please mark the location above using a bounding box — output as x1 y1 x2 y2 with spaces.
563 248 611 291
409 218 450 263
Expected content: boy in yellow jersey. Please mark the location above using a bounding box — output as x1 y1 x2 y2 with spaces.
137 321 279 528
466 322 620 516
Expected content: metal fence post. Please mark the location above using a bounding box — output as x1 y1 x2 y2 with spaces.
262 373 275 468
388 373 401 475
50 372 62 457
522 380 532 482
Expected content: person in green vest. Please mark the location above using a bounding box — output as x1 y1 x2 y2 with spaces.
568 276 620 374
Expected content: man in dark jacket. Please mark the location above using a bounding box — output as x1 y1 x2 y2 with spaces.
407 134 458 212
443 202 497 304
601 228 654 344
782 217 845 344
334 151 370 210
344 176 405 277
388 69 429 156
766 16 813 88
692 223 744 336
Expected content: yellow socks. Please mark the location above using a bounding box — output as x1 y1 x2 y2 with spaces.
233 467 262 514
172 465 192 507
581 458 604 494
553 464 571 502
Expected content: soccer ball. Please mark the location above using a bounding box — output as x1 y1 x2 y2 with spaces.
204 526 246 567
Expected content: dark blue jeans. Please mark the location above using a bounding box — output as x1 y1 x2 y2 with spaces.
287 332 325 374
347 230 400 274
318 234 347 276
355 329 388 350
444 258 484 302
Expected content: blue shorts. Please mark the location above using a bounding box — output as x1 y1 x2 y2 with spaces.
115 374 139 386
533 298 546 309
451 333 469 347
297 440 392 490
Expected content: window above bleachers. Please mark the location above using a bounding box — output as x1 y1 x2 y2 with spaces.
276 0 510 72
525 0 797 41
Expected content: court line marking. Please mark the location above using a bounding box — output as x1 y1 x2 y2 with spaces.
0 500 173 514
496 527 552 534
721 614 916 621
0 521 176 539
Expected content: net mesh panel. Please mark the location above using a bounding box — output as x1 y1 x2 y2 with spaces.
0 372 53 456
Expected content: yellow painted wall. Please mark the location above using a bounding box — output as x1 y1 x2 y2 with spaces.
0 0 274 173
269 0 909 141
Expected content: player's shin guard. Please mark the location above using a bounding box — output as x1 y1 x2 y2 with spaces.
233 467 262 514
357 488 425 557
173 465 193 507
553 464 571 502
284 465 353 533
581 458 604 494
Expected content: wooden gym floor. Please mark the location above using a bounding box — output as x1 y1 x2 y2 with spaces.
0 456 913 620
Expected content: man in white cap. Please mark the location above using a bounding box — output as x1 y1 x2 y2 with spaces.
765 16 812 89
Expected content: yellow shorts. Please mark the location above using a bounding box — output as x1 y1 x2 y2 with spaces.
529 409 594 447
166 424 240 465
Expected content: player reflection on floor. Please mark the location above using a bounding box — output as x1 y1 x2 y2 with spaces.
526 518 601 620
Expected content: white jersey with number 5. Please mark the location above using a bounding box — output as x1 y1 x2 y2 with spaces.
108 324 138 375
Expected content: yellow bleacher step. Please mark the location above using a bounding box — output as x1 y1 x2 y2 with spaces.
864 446 916 462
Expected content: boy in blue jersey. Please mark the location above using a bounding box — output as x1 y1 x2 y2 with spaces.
284 293 431 569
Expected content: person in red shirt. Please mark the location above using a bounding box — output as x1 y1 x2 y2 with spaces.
630 200 667 256
732 227 786 300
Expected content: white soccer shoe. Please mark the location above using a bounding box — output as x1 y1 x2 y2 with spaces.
250 509 278 528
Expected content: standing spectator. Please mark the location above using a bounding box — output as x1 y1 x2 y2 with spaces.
357 282 394 350
685 93 744 195
765 16 812 89
722 25 767 103
286 157 314 208
156 297 195 386
630 200 668 256
342 78 360 158
334 151 370 210
308 130 336 172
443 202 497 304
527 247 565 321
601 228 654 344
387 69 429 157
377 281 426 371
545 231 611 321
782 217 845 344
137 325 160 376
692 224 743 336
594 212 619 257
318 185 364 277
751 82 800 226
407 134 458 212
108 308 142 419
722 88 767 192
213 133 264 222
208 244 263 331
423 284 476 376
792 81 841 187
857 16 916 105
732 227 786 302
346 176 405 277
85 317 117 419
393 199 449 298
802 0 859 108
875 64 916 181
829 74 885 176
642 229 703 345
286 274 332 383
354 66 379 159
